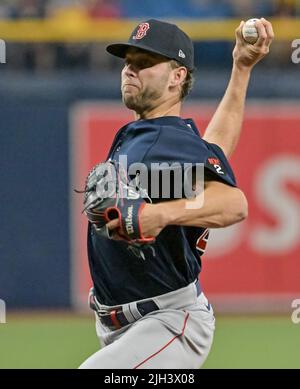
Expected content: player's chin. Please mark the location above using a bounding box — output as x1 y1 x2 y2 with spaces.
122 94 139 110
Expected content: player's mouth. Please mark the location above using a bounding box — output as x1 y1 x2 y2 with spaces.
123 83 139 89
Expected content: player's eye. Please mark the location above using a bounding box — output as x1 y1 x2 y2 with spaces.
137 60 152 69
123 58 153 70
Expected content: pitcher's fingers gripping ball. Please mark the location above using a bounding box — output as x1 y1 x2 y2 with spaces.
240 18 275 48
242 18 259 44
233 18 274 69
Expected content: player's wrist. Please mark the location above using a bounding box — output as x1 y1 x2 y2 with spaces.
154 202 176 227
155 199 187 227
232 61 253 74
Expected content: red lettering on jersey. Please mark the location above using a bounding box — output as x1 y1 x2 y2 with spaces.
133 23 150 40
196 229 210 255
208 158 220 165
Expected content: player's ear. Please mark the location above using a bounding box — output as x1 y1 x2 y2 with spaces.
169 66 187 87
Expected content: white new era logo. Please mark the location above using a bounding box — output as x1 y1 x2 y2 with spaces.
178 49 186 59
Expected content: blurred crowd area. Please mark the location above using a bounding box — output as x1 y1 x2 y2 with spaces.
0 0 298 19
1 0 298 73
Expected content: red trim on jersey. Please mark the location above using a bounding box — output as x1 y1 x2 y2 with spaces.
197 239 207 251
110 310 121 329
196 228 209 253
133 312 190 369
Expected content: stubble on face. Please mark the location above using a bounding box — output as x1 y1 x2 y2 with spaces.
122 75 169 113
121 52 171 114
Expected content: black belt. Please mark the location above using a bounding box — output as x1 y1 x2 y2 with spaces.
89 280 202 330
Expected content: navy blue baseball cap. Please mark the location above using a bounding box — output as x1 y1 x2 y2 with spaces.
106 19 194 71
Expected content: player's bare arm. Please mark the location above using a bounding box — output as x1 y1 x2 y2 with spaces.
203 18 274 158
158 180 248 228
107 180 248 239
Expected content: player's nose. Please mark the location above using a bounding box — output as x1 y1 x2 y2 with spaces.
123 63 138 77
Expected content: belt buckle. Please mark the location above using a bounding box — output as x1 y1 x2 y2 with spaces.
97 308 123 330
88 290 122 330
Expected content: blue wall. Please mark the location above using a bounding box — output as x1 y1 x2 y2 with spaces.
0 96 70 308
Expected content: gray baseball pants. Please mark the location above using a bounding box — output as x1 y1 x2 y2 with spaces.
79 281 215 369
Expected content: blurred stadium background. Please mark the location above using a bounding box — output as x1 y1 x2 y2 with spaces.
0 0 300 369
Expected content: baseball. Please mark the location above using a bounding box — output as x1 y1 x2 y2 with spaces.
242 18 259 44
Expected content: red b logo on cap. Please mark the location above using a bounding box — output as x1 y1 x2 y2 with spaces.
133 23 150 40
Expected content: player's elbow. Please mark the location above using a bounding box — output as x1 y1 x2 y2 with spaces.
215 189 248 228
235 190 248 222
226 189 248 226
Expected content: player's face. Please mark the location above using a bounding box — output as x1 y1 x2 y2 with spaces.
121 49 173 114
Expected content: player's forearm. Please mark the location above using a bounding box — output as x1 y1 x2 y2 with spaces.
157 183 248 229
203 65 251 158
